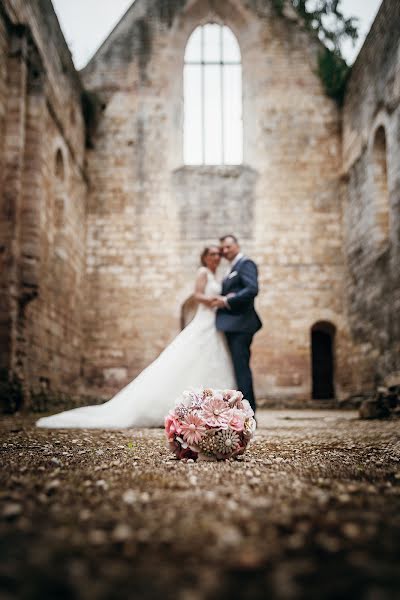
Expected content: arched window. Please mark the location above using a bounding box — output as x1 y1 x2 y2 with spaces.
311 322 335 400
372 126 390 245
54 149 66 257
184 24 242 165
55 148 64 181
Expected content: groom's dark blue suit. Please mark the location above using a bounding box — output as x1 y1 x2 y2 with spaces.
216 256 262 412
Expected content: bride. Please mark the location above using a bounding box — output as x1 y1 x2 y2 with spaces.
36 246 236 428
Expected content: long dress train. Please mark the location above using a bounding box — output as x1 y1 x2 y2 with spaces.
36 269 236 428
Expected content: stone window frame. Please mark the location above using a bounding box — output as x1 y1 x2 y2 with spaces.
183 23 243 166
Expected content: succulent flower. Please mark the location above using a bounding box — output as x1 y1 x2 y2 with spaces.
201 398 230 427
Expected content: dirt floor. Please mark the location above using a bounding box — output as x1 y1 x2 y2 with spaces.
0 409 399 600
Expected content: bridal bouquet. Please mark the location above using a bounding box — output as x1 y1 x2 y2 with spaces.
165 388 256 461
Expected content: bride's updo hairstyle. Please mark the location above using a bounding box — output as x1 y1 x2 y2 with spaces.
200 246 220 266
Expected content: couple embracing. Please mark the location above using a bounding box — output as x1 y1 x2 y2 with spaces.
37 235 262 429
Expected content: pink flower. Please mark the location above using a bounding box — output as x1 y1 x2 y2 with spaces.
227 408 246 432
227 391 244 408
241 400 255 418
223 389 237 401
165 412 182 441
180 413 206 446
201 398 230 427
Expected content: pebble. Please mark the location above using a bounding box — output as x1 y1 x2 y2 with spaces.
95 480 109 491
342 523 361 539
121 489 136 504
45 480 61 494
2 503 22 519
112 523 132 542
88 529 107 545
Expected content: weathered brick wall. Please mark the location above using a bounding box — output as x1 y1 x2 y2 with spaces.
342 0 400 392
4 0 396 407
82 0 349 401
0 9 12 371
0 0 87 400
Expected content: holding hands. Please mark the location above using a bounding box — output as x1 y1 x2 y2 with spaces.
208 293 235 309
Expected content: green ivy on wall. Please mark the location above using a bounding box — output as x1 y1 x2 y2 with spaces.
272 0 359 102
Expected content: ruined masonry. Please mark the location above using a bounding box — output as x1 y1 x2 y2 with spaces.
0 0 399 407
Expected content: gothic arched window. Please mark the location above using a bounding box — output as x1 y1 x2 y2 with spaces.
372 126 390 246
184 24 242 165
54 148 66 258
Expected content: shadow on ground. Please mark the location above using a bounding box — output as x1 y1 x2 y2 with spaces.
1 409 399 599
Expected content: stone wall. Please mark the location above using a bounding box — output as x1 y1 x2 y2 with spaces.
342 0 400 393
82 0 349 401
0 0 87 401
3 0 397 408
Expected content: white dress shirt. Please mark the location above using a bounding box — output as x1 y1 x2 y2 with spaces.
225 252 244 278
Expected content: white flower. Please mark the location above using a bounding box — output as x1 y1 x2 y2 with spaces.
242 400 255 418
175 436 189 449
243 417 256 438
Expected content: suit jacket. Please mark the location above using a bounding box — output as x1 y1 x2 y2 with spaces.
216 256 262 335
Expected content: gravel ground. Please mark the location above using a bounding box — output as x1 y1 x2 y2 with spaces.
1 409 399 600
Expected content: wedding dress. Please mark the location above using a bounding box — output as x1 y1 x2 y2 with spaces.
36 269 236 428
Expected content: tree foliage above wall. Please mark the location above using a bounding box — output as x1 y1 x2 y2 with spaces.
272 0 359 103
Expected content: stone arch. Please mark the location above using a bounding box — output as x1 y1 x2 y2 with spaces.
55 148 65 181
372 125 390 246
53 148 67 258
311 321 336 400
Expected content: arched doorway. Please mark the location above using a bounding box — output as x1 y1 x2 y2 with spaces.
311 322 335 400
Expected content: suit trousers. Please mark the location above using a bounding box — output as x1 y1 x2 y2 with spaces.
225 331 256 412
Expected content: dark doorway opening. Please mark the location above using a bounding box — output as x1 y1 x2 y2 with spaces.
311 322 335 400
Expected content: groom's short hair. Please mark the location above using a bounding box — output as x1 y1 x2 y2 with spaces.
220 234 239 244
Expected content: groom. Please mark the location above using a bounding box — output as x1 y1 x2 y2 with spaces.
212 234 262 412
